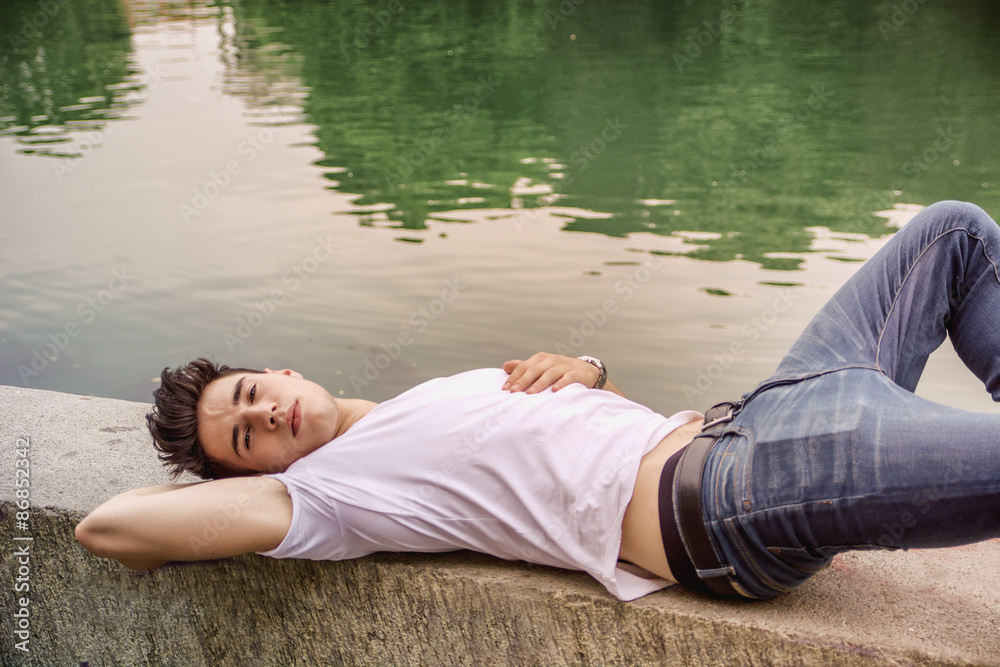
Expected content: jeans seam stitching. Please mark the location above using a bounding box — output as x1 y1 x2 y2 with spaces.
713 433 792 594
722 518 793 593
736 492 907 516
874 226 997 374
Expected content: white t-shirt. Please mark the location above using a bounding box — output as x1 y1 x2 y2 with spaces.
258 368 701 601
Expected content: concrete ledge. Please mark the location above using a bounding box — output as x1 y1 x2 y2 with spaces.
1 384 998 666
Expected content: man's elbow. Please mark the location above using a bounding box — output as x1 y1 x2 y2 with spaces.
74 512 166 571
75 512 107 557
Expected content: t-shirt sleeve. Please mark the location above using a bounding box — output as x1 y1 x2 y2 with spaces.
255 471 346 561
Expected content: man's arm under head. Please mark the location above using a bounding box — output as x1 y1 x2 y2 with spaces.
75 476 291 570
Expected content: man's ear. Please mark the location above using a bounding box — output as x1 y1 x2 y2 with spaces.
263 368 304 379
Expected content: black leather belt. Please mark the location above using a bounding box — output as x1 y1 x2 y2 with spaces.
660 401 744 598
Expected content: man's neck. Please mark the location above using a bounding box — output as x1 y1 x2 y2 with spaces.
333 398 379 439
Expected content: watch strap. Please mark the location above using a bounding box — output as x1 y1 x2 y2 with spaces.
577 356 608 390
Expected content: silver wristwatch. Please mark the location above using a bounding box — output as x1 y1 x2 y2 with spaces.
577 355 608 390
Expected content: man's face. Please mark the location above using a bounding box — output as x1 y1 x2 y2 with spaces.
198 368 339 475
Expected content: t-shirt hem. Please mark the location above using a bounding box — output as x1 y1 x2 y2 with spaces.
598 409 702 600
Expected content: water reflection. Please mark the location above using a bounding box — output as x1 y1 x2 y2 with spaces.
226 0 1000 268
221 7 306 127
5 0 998 266
0 0 137 160
2 0 999 410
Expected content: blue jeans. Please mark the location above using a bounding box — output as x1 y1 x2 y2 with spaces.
700 201 1000 599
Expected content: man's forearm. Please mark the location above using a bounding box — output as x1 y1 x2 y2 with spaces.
75 477 292 569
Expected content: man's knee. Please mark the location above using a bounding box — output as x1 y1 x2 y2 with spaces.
921 200 996 234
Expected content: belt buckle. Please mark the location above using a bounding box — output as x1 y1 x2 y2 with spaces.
701 401 740 431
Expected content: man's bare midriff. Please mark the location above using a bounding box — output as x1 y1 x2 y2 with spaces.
619 416 705 583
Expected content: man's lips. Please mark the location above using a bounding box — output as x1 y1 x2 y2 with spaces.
286 401 300 437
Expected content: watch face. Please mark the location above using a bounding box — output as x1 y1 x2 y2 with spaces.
578 356 606 388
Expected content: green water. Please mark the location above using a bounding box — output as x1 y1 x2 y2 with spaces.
1 0 998 411
197 0 998 266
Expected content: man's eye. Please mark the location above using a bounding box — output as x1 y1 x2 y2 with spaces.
249 384 256 402
244 429 251 450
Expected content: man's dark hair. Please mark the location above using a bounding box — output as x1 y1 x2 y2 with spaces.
146 358 263 480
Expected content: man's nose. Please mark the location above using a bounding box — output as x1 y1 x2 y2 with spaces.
248 402 279 429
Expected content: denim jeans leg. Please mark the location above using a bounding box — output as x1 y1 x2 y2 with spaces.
704 370 1000 599
699 201 1000 599
766 200 1000 396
